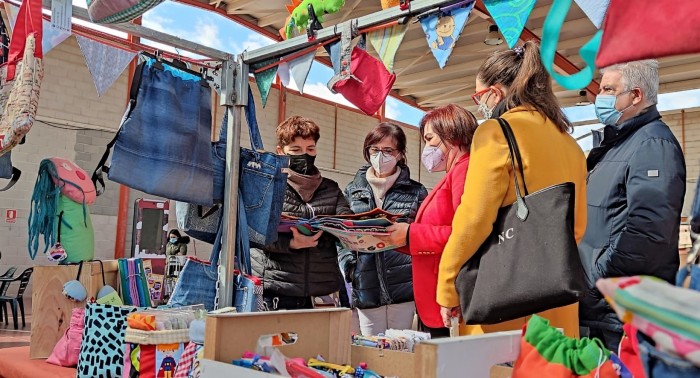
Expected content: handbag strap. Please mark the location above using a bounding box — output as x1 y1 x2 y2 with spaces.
92 259 106 286
496 118 529 221
0 166 20 191
6 0 43 80
245 86 264 151
92 62 146 196
540 0 601 90
74 260 84 281
236 192 252 275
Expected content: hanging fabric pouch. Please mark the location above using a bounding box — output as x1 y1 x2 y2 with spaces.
238 87 289 246
92 56 214 206
596 0 700 68
175 201 219 244
328 20 396 115
0 151 20 191
540 0 601 90
0 0 44 155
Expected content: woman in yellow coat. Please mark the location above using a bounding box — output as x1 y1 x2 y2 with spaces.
437 41 587 337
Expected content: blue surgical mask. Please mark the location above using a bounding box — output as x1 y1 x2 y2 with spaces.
594 92 633 125
169 238 178 244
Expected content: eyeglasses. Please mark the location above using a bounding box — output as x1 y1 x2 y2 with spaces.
471 87 493 106
368 146 397 155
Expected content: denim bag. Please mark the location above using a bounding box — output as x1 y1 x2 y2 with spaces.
213 87 289 245
0 151 20 191
638 332 700 378
92 57 214 206
233 203 263 313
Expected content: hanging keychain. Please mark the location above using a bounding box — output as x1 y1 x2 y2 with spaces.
47 211 68 262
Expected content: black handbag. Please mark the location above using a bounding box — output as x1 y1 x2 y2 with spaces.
455 118 586 325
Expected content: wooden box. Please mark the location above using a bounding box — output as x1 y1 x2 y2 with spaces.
204 308 351 364
29 260 120 359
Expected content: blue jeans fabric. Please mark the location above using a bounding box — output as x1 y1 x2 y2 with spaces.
168 215 222 311
213 87 288 246
638 332 700 378
677 264 700 291
109 60 214 206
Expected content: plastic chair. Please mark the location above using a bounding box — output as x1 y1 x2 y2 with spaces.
0 266 17 323
0 267 33 329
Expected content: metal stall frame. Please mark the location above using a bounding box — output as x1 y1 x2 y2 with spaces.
25 0 466 307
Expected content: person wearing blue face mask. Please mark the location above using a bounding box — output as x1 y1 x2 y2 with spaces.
166 229 188 256
580 60 686 353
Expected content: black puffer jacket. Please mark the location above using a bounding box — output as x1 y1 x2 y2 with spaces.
339 165 428 309
580 106 686 332
251 177 352 297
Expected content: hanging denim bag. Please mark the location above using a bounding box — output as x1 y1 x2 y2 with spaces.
92 56 214 206
233 202 263 313
212 87 289 245
0 151 20 191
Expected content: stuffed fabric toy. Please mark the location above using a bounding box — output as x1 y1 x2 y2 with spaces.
285 0 345 39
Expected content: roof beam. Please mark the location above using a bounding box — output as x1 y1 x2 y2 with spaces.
473 0 599 99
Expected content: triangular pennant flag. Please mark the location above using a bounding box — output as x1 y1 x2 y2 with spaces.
7 4 70 54
484 0 536 48
76 35 136 97
420 2 474 69
574 0 610 29
278 51 316 94
251 58 278 107
368 23 408 73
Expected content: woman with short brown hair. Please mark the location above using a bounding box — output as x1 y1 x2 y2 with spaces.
380 104 479 338
339 122 427 336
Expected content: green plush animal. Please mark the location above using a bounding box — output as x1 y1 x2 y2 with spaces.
285 0 346 39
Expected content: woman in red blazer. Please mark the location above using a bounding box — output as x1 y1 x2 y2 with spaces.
380 104 479 337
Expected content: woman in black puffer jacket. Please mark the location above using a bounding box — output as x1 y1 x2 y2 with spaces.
251 116 351 311
339 122 427 336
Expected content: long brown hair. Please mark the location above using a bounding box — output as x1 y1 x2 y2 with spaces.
476 40 572 133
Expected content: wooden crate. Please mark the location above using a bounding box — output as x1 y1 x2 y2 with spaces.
29 261 120 359
203 308 351 365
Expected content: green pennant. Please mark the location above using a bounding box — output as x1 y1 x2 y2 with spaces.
251 58 279 108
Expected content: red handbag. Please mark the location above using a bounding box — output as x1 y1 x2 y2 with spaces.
596 0 700 67
328 20 396 116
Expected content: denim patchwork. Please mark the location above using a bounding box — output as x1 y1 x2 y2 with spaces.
638 332 700 378
109 62 214 206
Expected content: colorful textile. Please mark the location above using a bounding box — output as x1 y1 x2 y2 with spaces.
420 3 473 68
483 0 536 48
513 315 619 378
368 23 408 72
597 276 700 367
251 58 278 107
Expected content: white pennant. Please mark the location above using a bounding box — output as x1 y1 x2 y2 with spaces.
76 35 136 97
278 51 316 94
6 4 70 54
574 0 610 29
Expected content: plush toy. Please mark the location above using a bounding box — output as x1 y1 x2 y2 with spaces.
285 0 346 39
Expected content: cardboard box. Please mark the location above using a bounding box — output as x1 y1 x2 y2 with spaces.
30 260 120 359
204 308 351 365
351 345 415 377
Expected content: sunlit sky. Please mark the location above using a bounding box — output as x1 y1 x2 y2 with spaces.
69 0 700 151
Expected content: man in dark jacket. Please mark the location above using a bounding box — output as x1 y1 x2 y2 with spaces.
251 116 351 310
580 60 686 352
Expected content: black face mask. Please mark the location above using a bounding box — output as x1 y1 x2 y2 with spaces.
287 153 317 175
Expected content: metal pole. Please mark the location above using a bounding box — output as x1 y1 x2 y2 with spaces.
217 57 248 308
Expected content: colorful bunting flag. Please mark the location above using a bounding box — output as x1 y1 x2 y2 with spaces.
574 0 610 29
251 58 279 107
7 4 70 54
420 2 474 69
368 23 408 73
483 0 536 49
278 51 316 94
76 35 136 97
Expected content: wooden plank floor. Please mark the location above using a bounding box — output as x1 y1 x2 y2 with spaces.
0 299 31 349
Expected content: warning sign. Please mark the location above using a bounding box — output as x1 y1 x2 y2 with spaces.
5 209 17 223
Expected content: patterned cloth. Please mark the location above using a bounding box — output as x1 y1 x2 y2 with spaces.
174 342 201 378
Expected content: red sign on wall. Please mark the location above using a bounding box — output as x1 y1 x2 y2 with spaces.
5 209 17 223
